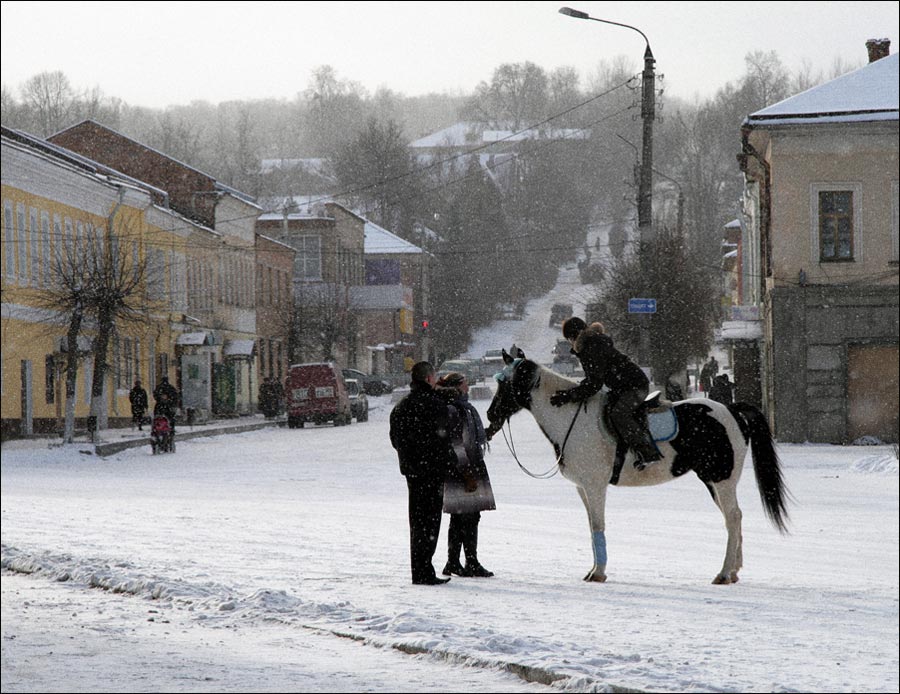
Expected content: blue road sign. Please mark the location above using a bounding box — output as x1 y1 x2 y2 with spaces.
628 298 657 314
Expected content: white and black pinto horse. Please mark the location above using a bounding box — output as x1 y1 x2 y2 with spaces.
487 349 791 584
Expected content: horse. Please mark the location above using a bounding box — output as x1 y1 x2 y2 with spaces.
486 349 790 584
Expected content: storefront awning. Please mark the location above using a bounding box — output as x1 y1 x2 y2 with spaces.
719 320 763 341
223 339 256 357
176 331 211 346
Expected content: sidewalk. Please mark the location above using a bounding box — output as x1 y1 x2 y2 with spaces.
2 415 285 457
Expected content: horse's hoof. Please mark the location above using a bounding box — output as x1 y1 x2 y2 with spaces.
583 571 607 582
712 574 733 585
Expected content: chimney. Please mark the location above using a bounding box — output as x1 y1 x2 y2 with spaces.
865 38 890 63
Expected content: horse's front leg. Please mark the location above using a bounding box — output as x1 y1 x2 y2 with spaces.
576 485 608 582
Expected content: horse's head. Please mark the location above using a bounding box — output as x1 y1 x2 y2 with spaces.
486 347 541 434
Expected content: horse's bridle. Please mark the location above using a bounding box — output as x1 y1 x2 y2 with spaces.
492 359 584 479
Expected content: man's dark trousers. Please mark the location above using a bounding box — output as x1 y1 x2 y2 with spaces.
406 475 444 583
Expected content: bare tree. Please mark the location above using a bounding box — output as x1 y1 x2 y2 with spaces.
30 203 150 441
290 284 355 364
20 71 76 136
85 206 149 437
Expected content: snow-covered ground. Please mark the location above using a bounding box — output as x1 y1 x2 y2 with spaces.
3 389 898 692
3 264 899 692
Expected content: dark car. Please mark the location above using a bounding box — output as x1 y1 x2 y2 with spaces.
549 303 573 327
341 368 393 396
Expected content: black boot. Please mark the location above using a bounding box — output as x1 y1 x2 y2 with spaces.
463 560 494 578
443 533 465 576
462 517 493 577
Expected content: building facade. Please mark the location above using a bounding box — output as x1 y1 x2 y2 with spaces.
739 47 899 443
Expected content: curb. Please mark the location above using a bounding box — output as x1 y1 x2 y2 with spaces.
94 420 285 457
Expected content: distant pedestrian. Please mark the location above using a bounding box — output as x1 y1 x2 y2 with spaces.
129 380 148 431
709 374 735 406
153 376 179 432
700 356 719 394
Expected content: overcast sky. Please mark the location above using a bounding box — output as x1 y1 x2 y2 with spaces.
2 1 898 109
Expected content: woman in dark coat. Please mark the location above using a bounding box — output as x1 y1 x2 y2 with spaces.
437 372 496 578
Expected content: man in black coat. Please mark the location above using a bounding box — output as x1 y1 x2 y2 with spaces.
153 376 179 432
550 317 662 470
389 361 455 585
129 380 148 431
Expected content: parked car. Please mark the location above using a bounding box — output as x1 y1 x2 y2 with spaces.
437 358 480 385
285 362 352 428
341 368 393 396
549 302 573 327
481 348 505 378
344 378 369 422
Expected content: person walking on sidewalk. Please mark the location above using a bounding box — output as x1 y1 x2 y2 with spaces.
129 380 148 431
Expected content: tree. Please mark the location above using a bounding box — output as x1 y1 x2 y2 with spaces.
20 71 76 136
301 65 369 158
290 284 356 364
590 226 719 385
464 62 550 130
85 208 150 436
29 206 148 441
332 117 423 235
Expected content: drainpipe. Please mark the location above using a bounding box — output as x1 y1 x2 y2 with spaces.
738 126 771 293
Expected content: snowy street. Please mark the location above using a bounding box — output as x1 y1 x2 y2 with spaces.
2 392 898 692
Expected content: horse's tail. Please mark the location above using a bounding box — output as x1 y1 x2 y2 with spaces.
728 402 791 534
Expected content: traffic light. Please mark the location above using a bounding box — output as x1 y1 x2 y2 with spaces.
420 319 429 333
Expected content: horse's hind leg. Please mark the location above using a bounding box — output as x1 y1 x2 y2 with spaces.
577 486 608 583
708 481 743 584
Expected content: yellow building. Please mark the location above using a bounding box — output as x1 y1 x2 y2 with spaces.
1 126 188 440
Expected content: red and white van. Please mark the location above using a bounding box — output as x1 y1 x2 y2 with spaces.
285 362 352 428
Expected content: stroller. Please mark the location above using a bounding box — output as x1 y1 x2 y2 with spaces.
150 414 175 454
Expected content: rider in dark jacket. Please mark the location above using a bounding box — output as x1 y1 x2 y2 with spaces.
550 317 661 469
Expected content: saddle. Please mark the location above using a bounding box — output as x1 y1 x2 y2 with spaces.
603 391 679 485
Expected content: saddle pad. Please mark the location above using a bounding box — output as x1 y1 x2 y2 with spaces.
648 408 678 442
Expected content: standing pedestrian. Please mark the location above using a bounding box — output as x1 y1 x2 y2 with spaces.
153 376 179 433
389 362 456 585
129 380 148 431
709 373 735 405
437 373 496 579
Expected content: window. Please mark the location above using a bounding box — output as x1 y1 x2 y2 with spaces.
3 201 14 279
296 235 322 280
41 212 51 287
892 180 898 263
819 191 853 260
29 208 39 286
811 183 861 263
17 203 27 282
45 355 55 405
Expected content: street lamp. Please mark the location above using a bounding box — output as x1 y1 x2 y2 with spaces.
560 6 657 366
559 6 656 238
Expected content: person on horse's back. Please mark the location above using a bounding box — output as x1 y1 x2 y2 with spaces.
550 317 662 470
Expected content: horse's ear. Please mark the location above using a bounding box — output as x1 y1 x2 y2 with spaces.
515 346 526 359
502 349 513 365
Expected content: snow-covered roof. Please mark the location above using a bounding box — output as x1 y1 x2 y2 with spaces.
364 220 422 255
747 53 899 126
223 339 256 357
175 332 211 346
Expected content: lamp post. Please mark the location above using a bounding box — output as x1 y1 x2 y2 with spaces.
560 6 657 365
559 6 655 239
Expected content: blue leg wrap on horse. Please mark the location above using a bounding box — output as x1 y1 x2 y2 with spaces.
592 531 607 566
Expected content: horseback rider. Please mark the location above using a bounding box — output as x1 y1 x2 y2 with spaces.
550 317 661 470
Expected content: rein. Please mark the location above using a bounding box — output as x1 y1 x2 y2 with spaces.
499 398 586 480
